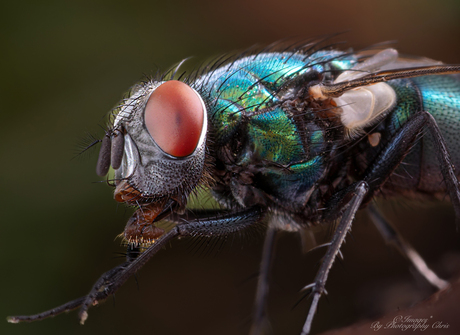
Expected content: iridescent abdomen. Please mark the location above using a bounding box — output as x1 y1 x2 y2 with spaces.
373 75 460 194
414 75 460 192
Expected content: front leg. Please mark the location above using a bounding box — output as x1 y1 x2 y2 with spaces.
7 206 263 324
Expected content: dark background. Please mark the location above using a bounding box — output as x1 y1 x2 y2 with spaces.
2 1 460 334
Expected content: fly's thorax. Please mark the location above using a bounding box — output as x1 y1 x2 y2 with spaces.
209 98 341 214
99 80 209 205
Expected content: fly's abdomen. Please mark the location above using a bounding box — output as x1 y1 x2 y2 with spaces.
414 75 460 192
385 75 460 193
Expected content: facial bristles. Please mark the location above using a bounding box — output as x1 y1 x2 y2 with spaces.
118 234 156 249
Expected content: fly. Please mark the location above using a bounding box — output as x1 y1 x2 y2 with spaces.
7 39 460 334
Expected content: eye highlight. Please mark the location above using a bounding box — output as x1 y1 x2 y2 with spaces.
144 80 204 157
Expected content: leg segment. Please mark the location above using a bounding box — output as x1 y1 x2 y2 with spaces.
363 112 460 217
249 224 278 335
367 203 448 290
424 113 460 224
301 181 369 335
7 206 263 324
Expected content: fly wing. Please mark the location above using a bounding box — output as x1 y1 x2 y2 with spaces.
336 48 399 82
380 55 443 70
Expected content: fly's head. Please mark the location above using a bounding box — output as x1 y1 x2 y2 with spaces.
97 80 208 247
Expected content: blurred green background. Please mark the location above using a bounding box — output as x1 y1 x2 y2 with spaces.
2 0 460 334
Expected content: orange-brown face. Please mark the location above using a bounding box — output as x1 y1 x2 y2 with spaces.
123 203 166 246
114 180 142 203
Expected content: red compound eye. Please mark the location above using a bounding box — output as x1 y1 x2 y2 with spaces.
144 80 204 157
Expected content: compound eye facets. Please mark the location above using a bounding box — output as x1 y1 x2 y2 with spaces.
144 80 204 157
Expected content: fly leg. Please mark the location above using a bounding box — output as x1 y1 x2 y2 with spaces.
7 228 179 324
301 181 369 335
7 207 263 324
249 224 278 335
423 112 460 225
367 204 448 290
301 110 459 334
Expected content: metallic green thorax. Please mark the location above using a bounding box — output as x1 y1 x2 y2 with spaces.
194 51 356 209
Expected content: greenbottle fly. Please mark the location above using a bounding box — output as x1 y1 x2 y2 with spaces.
7 39 460 334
